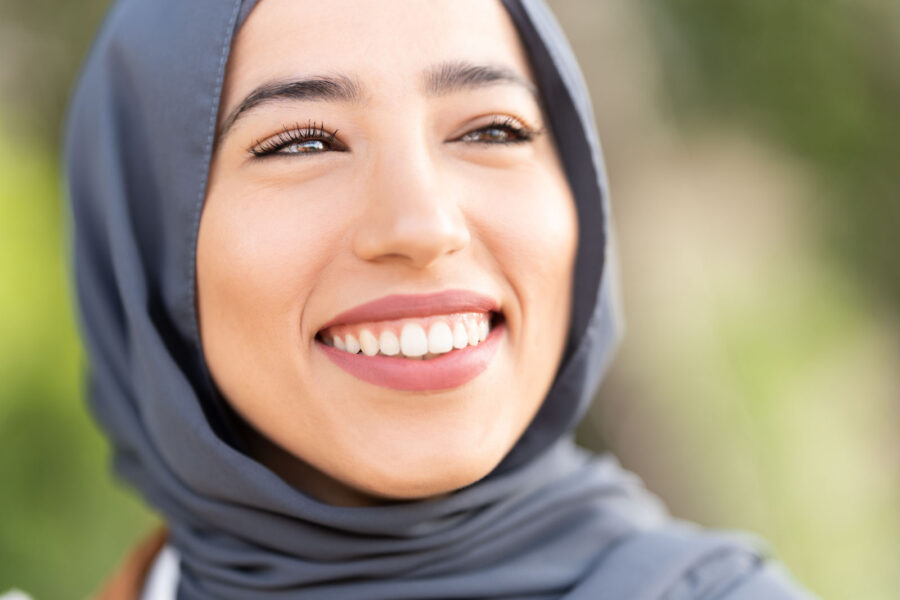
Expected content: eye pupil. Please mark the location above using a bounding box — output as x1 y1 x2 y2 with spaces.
286 139 326 154
459 120 532 145
483 128 509 141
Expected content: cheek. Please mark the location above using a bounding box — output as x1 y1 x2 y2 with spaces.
468 163 577 448
467 164 578 324
196 178 347 403
461 159 577 430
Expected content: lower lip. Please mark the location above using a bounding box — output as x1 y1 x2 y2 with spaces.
317 322 505 391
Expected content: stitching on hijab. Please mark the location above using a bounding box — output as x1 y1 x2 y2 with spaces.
187 0 243 352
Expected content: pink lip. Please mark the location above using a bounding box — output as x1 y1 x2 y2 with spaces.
316 289 503 391
318 289 499 329
318 322 504 391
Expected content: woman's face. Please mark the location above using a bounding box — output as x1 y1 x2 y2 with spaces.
197 0 577 505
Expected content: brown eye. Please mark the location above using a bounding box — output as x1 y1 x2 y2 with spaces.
250 121 345 158
454 117 536 145
282 139 327 154
461 126 518 143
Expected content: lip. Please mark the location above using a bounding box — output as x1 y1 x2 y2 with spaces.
318 289 499 329
315 289 503 391
318 321 504 391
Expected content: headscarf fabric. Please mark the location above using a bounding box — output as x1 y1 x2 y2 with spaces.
65 0 813 598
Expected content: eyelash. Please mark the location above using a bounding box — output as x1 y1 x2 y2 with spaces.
456 116 539 145
250 121 342 158
248 116 540 158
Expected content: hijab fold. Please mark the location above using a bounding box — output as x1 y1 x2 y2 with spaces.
65 1 810 598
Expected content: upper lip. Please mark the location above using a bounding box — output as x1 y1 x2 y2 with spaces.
318 289 500 331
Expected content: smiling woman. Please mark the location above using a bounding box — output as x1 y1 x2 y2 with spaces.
197 0 574 505
64 0 814 599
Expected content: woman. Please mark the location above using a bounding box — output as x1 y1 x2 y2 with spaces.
65 0 815 598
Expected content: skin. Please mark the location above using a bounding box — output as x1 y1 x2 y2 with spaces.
196 0 578 506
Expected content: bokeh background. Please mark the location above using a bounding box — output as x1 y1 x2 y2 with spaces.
1 0 898 598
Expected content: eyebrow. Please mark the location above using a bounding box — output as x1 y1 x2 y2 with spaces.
215 61 539 146
424 61 538 101
217 75 362 143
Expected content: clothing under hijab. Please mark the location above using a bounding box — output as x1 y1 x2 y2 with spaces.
65 0 814 598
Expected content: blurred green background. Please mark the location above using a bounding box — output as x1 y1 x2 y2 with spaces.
1 0 898 598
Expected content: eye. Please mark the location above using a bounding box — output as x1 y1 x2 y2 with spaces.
454 116 539 145
281 139 327 154
249 121 346 158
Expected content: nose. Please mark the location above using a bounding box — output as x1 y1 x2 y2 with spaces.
352 150 470 269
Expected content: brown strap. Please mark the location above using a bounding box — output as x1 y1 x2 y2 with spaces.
91 527 168 600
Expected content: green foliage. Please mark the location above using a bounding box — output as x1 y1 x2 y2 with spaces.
0 130 154 599
642 0 900 306
0 0 113 146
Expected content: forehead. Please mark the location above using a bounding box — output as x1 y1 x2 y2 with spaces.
222 0 532 106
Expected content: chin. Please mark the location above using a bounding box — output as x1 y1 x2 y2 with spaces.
343 437 509 501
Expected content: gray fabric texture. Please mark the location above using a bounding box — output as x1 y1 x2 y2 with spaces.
64 0 814 598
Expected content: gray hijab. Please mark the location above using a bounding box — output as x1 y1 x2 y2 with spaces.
65 1 813 598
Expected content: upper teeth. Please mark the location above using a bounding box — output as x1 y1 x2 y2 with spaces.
322 312 491 358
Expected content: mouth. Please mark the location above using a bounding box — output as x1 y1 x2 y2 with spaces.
317 311 500 359
314 290 505 391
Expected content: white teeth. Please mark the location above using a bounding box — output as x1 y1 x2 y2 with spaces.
379 330 400 356
479 319 489 342
452 322 468 349
400 323 428 357
327 313 495 357
427 321 454 354
359 329 379 356
466 321 480 346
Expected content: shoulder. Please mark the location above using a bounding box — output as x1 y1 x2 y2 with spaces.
658 536 816 600
92 527 169 600
575 523 819 600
